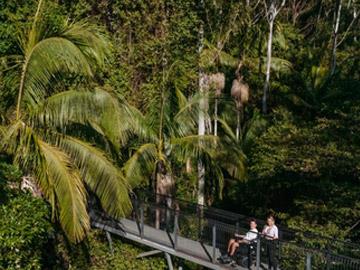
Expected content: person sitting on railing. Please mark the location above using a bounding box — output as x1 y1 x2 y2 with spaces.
219 218 258 264
262 214 279 270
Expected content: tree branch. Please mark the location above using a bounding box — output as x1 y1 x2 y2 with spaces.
336 9 358 47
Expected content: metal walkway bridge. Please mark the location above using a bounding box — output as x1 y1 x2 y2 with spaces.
91 194 360 270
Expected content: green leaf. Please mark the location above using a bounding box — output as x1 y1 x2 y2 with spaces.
37 139 89 243
123 143 158 187
59 136 132 219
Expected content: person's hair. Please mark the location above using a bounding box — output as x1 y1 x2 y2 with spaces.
267 214 275 222
249 218 257 223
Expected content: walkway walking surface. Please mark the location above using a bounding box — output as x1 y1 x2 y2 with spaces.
93 217 252 269
90 195 360 270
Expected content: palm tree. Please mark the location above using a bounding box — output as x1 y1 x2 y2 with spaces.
122 65 201 195
121 69 198 227
122 63 246 211
0 0 132 243
231 65 250 142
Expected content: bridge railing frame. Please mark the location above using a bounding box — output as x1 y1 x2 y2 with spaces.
91 194 360 270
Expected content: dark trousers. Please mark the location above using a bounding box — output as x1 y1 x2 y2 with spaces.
237 244 253 268
266 240 278 270
247 245 253 268
238 243 249 255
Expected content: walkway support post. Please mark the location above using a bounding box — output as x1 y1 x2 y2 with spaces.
326 245 330 270
173 212 179 250
140 205 144 239
212 225 216 263
306 252 312 270
326 253 330 270
198 205 203 240
165 252 174 270
256 233 261 270
105 231 114 255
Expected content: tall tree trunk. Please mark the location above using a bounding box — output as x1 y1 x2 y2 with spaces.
198 72 206 206
236 106 242 142
155 162 173 229
331 0 342 76
197 22 206 206
262 17 274 114
354 8 357 42
186 158 192 173
206 107 212 134
197 157 205 206
155 2 172 229
258 30 263 75
214 98 218 136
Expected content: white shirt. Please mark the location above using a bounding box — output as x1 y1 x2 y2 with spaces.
244 228 258 241
262 225 278 239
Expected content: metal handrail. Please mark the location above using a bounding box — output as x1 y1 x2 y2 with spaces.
149 193 360 252
91 194 360 269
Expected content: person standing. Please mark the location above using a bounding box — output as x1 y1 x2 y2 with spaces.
262 214 279 270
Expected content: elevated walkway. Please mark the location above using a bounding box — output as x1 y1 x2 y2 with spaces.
92 218 239 270
91 194 360 270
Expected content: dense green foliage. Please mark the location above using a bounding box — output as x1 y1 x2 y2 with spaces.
0 0 359 268
0 193 52 269
0 0 134 243
0 161 167 269
0 161 52 269
51 231 167 270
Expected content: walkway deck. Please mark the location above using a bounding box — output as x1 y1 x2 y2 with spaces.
92 218 250 270
90 195 360 270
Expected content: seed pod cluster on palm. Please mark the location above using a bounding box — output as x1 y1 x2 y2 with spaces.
231 75 249 109
208 72 225 96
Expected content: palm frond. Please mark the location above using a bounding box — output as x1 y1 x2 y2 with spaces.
0 55 23 72
268 57 292 75
206 158 225 199
0 125 5 137
37 139 89 243
32 88 134 150
218 147 246 181
244 56 292 75
1 120 24 154
92 88 134 149
3 122 90 243
241 111 267 154
59 136 132 219
200 47 238 68
274 24 287 50
23 37 94 107
32 90 97 128
3 122 58 218
218 51 239 67
26 0 44 52
171 135 218 163
122 143 158 187
173 93 201 138
175 88 188 110
127 105 158 143
0 68 21 111
217 118 237 141
61 21 109 69
310 65 329 90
